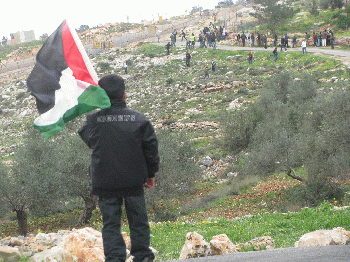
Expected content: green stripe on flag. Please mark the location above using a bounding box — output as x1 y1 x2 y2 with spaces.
34 85 111 138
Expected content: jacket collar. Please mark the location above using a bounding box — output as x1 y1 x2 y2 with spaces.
110 99 127 108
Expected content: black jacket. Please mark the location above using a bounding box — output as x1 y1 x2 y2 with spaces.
78 101 159 197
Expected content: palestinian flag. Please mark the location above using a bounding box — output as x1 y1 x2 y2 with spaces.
27 20 111 138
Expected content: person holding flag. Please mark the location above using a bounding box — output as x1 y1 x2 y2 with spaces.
78 74 159 262
27 20 159 261
26 20 111 138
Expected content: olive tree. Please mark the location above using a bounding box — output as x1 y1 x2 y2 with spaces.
0 119 97 236
0 128 67 236
250 0 299 35
145 130 202 221
221 72 348 206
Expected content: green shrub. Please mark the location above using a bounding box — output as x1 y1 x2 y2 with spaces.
219 71 350 206
285 176 344 207
97 62 112 72
145 130 202 221
166 77 174 85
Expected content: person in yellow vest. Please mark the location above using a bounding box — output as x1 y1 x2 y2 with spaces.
190 33 195 48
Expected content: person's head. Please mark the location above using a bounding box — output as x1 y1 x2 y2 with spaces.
98 74 126 100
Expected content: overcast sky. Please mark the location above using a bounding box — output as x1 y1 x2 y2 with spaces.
1 0 218 39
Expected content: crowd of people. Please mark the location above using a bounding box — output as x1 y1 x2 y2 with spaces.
235 30 335 50
167 22 228 51
311 30 335 48
163 14 338 70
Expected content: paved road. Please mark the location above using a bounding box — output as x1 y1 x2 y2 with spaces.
172 245 350 262
160 39 350 59
217 45 350 58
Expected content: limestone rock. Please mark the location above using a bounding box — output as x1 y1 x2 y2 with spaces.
29 246 76 262
0 246 21 262
61 227 105 262
295 227 350 247
179 232 211 259
209 234 237 255
236 236 275 251
199 156 213 167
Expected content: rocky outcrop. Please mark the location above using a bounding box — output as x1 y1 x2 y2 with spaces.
179 232 275 260
1 226 350 261
179 232 211 259
209 234 237 255
0 227 155 262
0 246 20 262
178 227 350 260
295 227 350 247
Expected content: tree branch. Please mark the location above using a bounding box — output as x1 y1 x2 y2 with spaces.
286 168 305 182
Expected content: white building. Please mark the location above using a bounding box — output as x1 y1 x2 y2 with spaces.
11 30 36 44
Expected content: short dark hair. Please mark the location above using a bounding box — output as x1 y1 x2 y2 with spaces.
98 74 125 99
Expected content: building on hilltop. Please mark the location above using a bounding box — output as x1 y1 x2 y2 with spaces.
10 30 36 45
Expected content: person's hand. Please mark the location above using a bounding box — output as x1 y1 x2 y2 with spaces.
143 177 155 189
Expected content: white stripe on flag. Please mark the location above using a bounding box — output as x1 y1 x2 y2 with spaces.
34 67 85 127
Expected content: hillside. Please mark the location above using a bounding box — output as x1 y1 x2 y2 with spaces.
1 0 350 239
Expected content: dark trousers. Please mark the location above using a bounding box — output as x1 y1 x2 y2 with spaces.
99 195 154 262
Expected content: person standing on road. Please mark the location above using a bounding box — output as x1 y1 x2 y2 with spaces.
241 32 246 47
273 34 277 47
321 30 327 47
330 35 335 49
313 32 317 46
262 34 267 49
78 74 159 262
305 32 310 45
284 33 289 48
236 33 241 46
301 40 307 54
280 36 286 51
292 35 297 48
317 32 322 47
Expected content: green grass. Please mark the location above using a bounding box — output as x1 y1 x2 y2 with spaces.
149 201 350 261
13 201 348 261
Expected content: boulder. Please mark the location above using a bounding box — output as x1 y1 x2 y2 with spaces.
61 227 105 262
29 246 76 262
0 246 21 262
179 232 211 259
199 156 213 167
295 227 350 247
236 236 275 251
209 234 237 255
